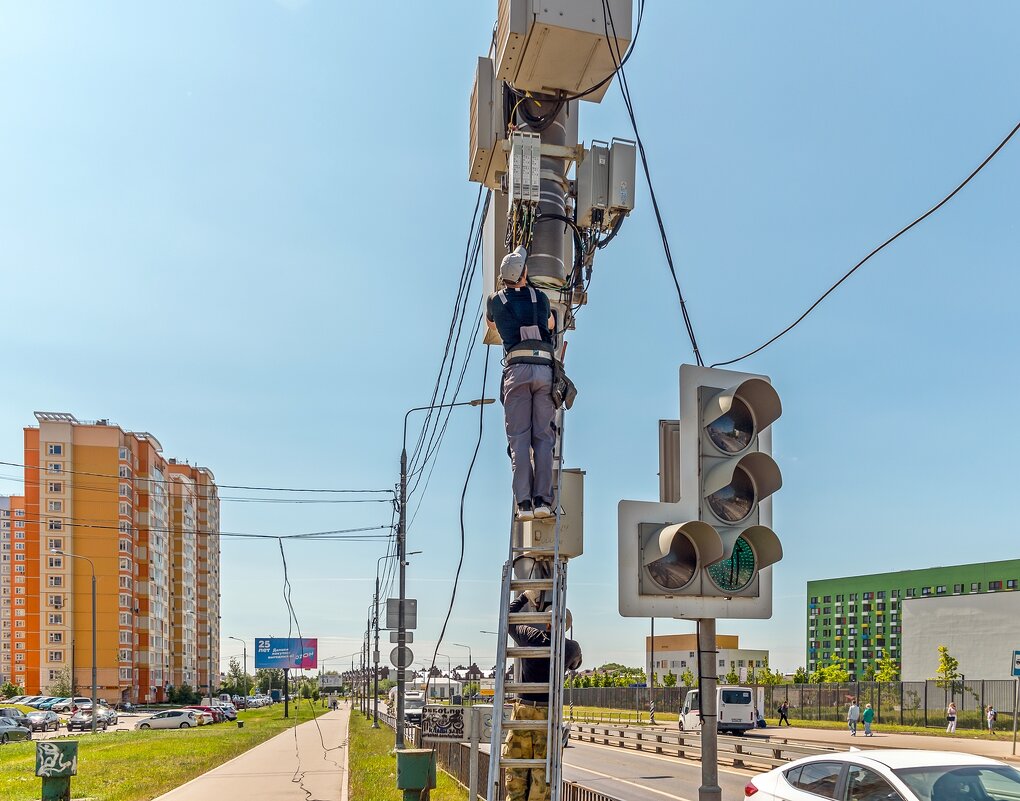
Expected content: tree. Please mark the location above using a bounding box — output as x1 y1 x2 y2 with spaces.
662 672 677 687
679 668 695 688
223 657 249 696
255 668 284 695
0 680 24 699
810 656 850 683
168 683 199 705
757 658 784 686
931 645 962 695
464 682 480 697
792 666 809 684
862 663 876 681
724 667 740 685
46 667 73 697
875 651 900 683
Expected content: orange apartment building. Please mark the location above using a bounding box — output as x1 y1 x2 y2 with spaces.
0 412 220 702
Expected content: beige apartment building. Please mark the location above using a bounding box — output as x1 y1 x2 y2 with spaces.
0 412 220 702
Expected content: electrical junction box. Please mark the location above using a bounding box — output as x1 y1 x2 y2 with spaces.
608 138 636 215
482 189 509 346
508 131 541 206
575 141 609 229
469 56 507 188
522 468 584 558
495 0 633 104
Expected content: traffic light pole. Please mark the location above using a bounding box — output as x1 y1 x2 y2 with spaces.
698 618 721 801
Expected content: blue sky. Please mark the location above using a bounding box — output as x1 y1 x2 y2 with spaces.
1 1 1018 676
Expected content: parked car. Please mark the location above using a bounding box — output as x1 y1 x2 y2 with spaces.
95 706 118 726
37 697 68 710
744 749 1020 800
134 709 199 730
0 707 30 726
0 717 32 744
25 696 55 709
186 705 224 723
25 711 61 732
114 701 135 713
51 697 92 713
67 710 108 732
213 702 237 721
4 696 28 704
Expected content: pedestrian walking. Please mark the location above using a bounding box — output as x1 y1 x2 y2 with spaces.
862 703 874 736
847 699 861 736
946 702 957 733
486 246 558 522
778 701 791 726
503 592 582 801
987 705 997 735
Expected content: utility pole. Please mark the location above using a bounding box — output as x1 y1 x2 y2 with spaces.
649 617 656 724
55 550 96 735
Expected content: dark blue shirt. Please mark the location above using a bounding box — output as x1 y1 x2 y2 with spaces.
486 286 553 353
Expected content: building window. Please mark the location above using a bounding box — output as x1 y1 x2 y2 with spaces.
906 588 915 597
47 462 62 473
48 632 63 644
47 500 63 513
47 444 63 455
119 612 132 626
119 447 129 460
921 587 931 596
119 631 132 645
47 538 63 551
891 589 899 598
118 593 131 608
849 593 857 601
119 484 131 497
989 581 1002 591
863 592 872 600
119 502 130 516
48 651 64 662
48 613 63 625
118 576 132 590
954 584 963 593
823 595 831 603
47 556 62 569
835 594 844 602
47 519 62 531
972 582 981 592
1009 580 1017 589
119 539 131 553
48 481 62 493
810 596 819 604
47 575 63 588
936 585 946 594
48 595 63 608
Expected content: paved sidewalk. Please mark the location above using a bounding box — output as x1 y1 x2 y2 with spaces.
153 703 351 801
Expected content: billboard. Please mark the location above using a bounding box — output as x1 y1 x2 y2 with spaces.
254 637 318 669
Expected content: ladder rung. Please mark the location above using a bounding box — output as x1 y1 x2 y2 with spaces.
508 611 552 624
510 578 554 591
507 646 551 659
500 758 548 768
502 719 550 729
505 682 550 694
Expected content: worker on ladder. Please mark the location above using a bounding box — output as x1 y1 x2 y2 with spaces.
486 246 558 522
503 591 582 801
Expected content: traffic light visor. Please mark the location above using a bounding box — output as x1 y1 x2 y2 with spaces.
703 452 782 524
641 521 722 592
702 378 781 456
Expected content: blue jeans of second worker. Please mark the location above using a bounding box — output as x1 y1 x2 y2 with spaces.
502 363 556 505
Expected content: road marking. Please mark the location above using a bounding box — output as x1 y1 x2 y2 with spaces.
568 736 758 778
567 762 696 801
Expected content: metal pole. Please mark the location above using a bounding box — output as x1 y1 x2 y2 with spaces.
284 669 290 718
396 442 407 748
373 573 380 728
698 618 720 801
1012 676 1018 756
91 571 97 735
649 617 656 724
468 706 480 801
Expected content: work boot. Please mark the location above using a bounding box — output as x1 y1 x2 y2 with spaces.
516 500 535 521
533 499 553 519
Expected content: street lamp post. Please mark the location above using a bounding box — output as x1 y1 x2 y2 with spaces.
396 398 493 749
374 550 421 728
228 636 247 701
53 549 96 735
451 642 473 687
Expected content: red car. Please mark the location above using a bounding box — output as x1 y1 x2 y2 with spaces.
185 705 224 723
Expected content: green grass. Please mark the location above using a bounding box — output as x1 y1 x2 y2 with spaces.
0 702 327 801
349 712 467 801
567 704 678 723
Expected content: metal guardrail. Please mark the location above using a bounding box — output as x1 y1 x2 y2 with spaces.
569 723 837 770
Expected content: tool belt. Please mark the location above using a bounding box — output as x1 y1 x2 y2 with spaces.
505 341 554 366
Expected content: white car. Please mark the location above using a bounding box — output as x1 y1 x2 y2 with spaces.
134 709 199 730
744 749 1020 800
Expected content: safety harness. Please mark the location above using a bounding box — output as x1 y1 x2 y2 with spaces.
497 286 555 366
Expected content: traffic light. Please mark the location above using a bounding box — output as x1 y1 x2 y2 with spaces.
618 365 783 619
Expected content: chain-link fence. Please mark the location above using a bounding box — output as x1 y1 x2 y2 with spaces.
566 680 1017 731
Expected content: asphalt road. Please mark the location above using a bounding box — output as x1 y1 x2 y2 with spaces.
563 737 754 801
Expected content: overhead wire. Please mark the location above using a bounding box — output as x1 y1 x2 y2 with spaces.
603 0 704 367
711 116 1020 368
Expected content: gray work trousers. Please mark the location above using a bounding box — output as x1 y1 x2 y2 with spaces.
501 363 556 505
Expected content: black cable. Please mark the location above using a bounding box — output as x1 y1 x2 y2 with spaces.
711 116 1020 368
423 346 491 699
603 1 704 366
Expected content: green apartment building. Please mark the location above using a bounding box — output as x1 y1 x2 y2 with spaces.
806 558 1020 678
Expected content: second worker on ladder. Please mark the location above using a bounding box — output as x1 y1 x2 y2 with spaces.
486 246 558 522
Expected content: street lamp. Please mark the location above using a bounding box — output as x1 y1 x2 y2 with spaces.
52 549 96 735
451 642 473 680
228 636 248 700
396 397 494 749
374 550 421 728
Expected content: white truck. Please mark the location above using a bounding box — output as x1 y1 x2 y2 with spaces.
388 687 426 724
678 685 757 736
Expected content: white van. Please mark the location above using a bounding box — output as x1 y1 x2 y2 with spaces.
678 686 755 736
